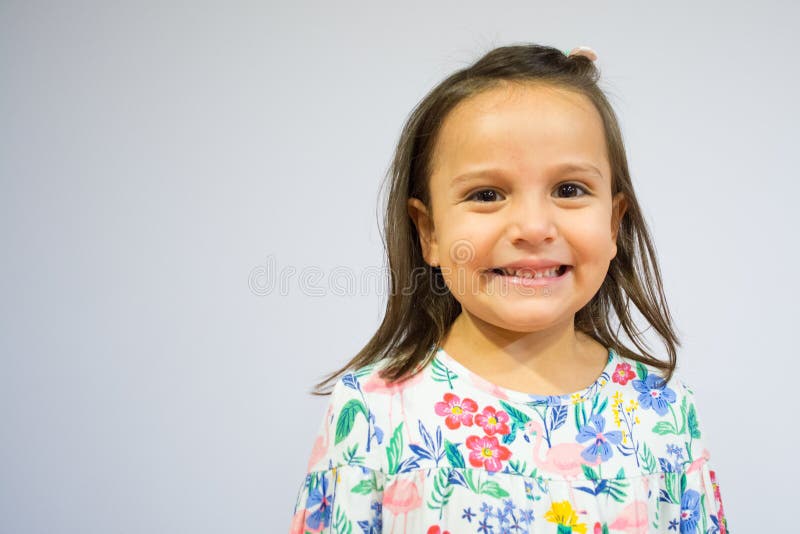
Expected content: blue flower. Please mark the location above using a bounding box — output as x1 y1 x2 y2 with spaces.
576 413 623 463
503 498 515 512
477 518 493 533
668 518 679 530
519 509 535 524
462 507 476 523
495 507 510 524
305 473 332 531
679 489 701 533
666 443 684 460
632 373 676 416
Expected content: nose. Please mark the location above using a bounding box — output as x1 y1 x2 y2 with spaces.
505 192 558 245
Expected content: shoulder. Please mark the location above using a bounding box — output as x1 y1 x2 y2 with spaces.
305 361 403 473
608 353 699 421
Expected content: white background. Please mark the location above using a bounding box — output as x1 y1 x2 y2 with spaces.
2 1 796 532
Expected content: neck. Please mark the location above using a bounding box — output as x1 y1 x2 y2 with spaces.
439 311 607 395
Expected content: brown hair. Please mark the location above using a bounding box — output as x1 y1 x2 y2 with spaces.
311 42 680 395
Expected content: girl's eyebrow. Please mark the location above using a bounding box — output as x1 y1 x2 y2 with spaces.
449 162 604 187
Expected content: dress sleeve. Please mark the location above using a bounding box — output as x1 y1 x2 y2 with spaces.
679 379 730 533
289 373 385 534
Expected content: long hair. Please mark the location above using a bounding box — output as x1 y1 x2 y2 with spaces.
312 42 680 395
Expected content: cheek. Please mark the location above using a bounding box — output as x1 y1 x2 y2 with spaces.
568 213 616 260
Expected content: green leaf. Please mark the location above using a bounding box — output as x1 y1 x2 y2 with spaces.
426 468 454 519
350 478 376 495
444 439 465 469
639 442 657 473
479 480 510 498
687 404 701 439
595 396 608 416
499 400 531 425
581 464 599 481
387 423 404 475
635 362 648 381
652 421 677 436
463 470 479 493
431 358 458 389
335 399 368 445
615 467 626 480
333 505 353 534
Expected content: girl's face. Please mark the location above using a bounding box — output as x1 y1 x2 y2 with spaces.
408 82 628 333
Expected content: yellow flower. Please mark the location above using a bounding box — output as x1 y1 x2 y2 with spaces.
571 393 583 405
635 416 640 424
545 501 587 533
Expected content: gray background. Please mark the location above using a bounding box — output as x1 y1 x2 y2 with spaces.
2 1 796 532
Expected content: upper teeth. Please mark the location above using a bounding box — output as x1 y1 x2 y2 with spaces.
497 266 563 278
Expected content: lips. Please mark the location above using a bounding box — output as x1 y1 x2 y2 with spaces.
488 265 569 278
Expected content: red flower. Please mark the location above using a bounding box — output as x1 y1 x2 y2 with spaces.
466 435 511 472
427 527 450 534
612 362 636 385
434 393 477 429
474 406 510 436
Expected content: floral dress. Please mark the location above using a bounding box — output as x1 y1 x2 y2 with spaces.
290 346 728 533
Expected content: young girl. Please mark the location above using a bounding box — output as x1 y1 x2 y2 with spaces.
289 43 728 534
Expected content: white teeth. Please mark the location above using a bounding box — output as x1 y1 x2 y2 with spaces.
499 266 563 278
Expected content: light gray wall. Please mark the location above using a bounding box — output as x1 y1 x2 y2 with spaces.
2 1 796 532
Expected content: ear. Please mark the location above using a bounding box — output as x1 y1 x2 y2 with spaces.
407 197 439 267
610 192 628 258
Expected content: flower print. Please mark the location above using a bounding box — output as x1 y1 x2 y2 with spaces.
519 509 535 524
612 362 636 385
462 507 476 523
466 435 512 472
666 443 684 460
632 373 676 416
355 500 383 534
668 518 679 530
305 473 332 531
494 506 510 525
709 470 728 534
679 489 701 533
544 500 587 533
426 527 450 534
475 406 511 436
477 519 492 533
576 413 623 463
434 392 477 429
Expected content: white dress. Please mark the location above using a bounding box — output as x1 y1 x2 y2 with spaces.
290 346 729 533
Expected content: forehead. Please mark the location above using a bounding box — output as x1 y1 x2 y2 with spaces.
430 82 610 182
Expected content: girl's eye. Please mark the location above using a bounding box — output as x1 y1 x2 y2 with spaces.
467 189 504 203
466 183 589 202
556 183 589 198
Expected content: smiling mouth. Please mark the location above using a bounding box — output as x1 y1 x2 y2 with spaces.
487 265 571 279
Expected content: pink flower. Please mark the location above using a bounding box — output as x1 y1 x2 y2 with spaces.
710 470 728 534
474 406 510 436
466 435 511 472
612 362 636 385
434 393 477 430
